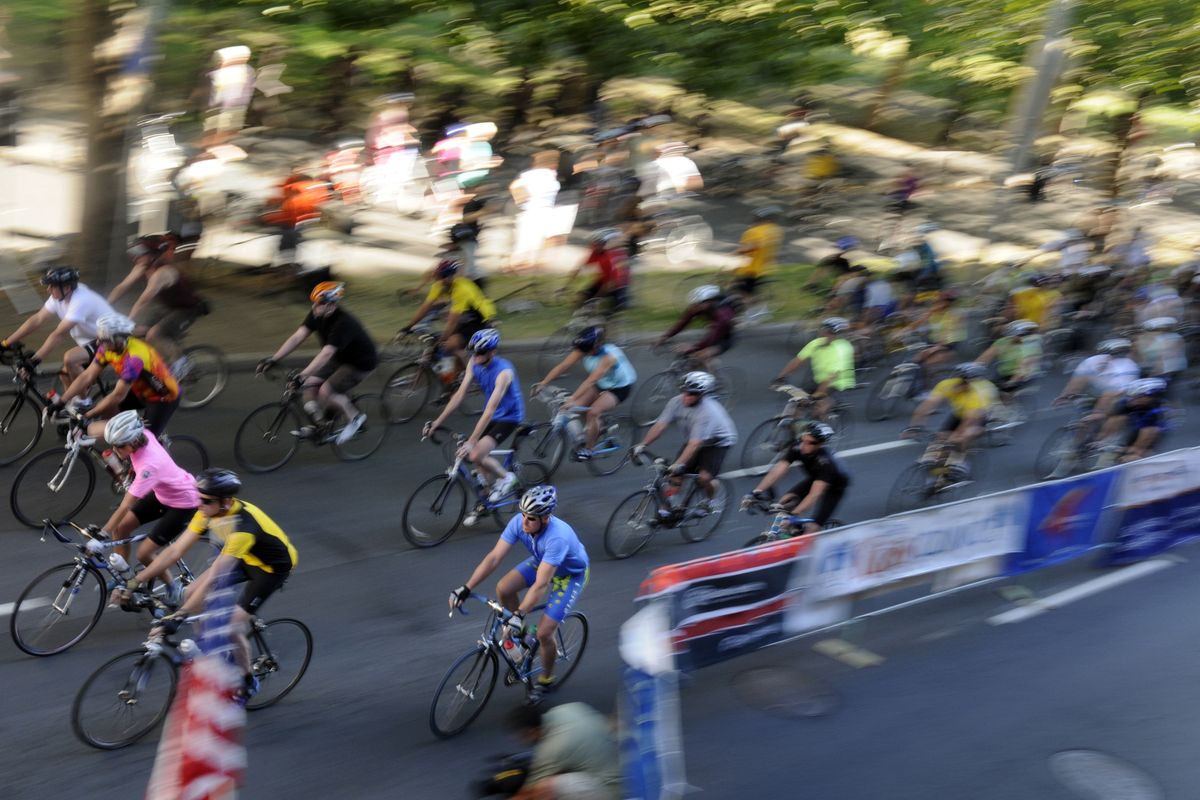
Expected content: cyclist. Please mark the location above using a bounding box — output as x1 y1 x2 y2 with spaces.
977 319 1043 397
98 411 198 601
1137 316 1187 388
504 703 622 798
128 468 298 704
1097 378 1171 464
732 206 784 305
109 233 209 358
903 362 996 479
1053 338 1140 415
656 284 735 369
2 265 116 384
423 328 524 521
530 326 637 459
1007 274 1061 329
740 421 849 535
403 259 498 369
54 313 180 436
449 485 588 705
257 281 377 445
771 317 854 420
907 290 967 368
561 228 630 313
633 371 737 513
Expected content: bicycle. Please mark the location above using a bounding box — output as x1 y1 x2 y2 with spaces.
233 369 389 473
739 384 851 470
10 520 217 656
158 327 229 411
430 592 588 738
1033 395 1111 481
640 203 713 265
629 347 743 427
738 495 843 548
380 333 485 424
401 428 551 548
602 450 729 559
886 432 984 514
673 272 781 327
9 406 209 528
513 385 634 478
71 613 313 749
863 336 940 422
535 297 627 378
0 343 57 466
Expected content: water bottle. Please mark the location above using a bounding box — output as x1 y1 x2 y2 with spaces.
434 355 456 385
503 636 525 664
524 625 538 651
101 448 125 477
768 512 786 539
107 552 135 583
566 416 584 442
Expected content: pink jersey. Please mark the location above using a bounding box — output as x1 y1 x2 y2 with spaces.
128 434 200 509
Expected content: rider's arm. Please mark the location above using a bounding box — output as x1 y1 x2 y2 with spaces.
107 263 147 306
59 360 103 404
429 361 473 429
441 310 462 343
88 377 132 420
659 308 697 343
572 353 614 400
405 298 434 330
1056 374 1086 402
790 480 828 518
516 560 557 617
466 368 511 445
637 418 669 449
133 525 201 587
774 353 808 382
271 324 312 362
461 537 513 594
101 490 141 537
535 350 582 393
976 345 997 366
31 316 78 364
752 459 792 494
674 437 704 469
690 307 733 353
908 393 942 428
300 345 338 382
5 307 52 347
173 554 239 618
127 270 171 320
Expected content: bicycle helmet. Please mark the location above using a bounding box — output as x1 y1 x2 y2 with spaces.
434 259 460 279
688 285 721 305
753 205 782 221
40 266 79 288
836 236 859 250
589 228 621 246
518 485 557 517
572 326 604 352
1004 319 1038 338
196 468 242 498
1142 316 1177 332
129 233 176 264
468 328 500 354
821 316 850 334
1098 338 1133 355
103 411 144 447
1126 377 1167 398
803 421 834 444
96 313 136 342
953 361 988 381
309 281 345 304
679 371 716 395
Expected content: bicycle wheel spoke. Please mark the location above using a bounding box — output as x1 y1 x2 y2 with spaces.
246 619 312 710
430 647 498 738
12 563 105 656
73 651 176 749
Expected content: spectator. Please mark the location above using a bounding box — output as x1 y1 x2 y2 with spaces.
510 151 562 272
506 702 621 800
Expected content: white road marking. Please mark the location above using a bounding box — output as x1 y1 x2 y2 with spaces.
987 559 1175 626
721 438 915 479
0 597 49 617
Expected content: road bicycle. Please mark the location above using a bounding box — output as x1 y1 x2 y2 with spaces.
629 348 743 427
71 613 312 749
863 335 940 422
514 385 633 478
0 344 57 466
738 494 843 548
430 592 588 738
536 297 627 377
739 384 851 470
401 428 550 548
233 370 388 472
602 450 729 559
380 333 485 424
887 432 984 514
10 520 217 657
161 330 229 411
10 407 209 528
1033 396 1120 481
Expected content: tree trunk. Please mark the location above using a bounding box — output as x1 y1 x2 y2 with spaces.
865 53 909 133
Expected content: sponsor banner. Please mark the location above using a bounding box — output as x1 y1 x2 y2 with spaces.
1104 487 1200 565
671 597 791 671
1007 470 1118 575
1115 453 1194 507
808 492 1029 600
638 535 816 601
620 666 686 800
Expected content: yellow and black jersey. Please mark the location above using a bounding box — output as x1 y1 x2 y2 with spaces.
188 499 298 573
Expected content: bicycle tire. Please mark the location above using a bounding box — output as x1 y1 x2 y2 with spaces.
679 479 728 543
537 325 579 378
11 561 106 656
1034 426 1084 481
864 372 912 422
630 371 677 427
429 645 499 739
382 363 434 424
604 490 660 559
378 331 428 364
234 402 302 473
161 433 209 475
513 422 567 477
0 388 44 466
175 345 229 410
402 474 467 548
740 416 795 470
712 366 742 411
246 618 313 710
582 415 634 477
546 611 589 689
72 649 177 750
887 463 936 514
330 394 390 461
11 447 98 528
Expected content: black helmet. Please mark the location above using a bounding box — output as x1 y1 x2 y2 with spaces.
41 266 79 288
803 421 834 444
196 468 242 498
572 326 604 352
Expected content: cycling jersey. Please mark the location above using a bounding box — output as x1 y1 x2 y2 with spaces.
928 309 967 345
501 515 589 578
426 276 497 320
188 499 298 574
664 302 735 352
797 337 855 390
43 283 114 347
993 335 1043 378
472 355 524 422
737 222 783 279
656 395 737 447
302 306 378 372
1010 287 1059 328
1073 354 1140 395
128 433 199 509
583 344 636 390
584 248 629 290
95 336 179 403
931 377 996 418
781 445 850 489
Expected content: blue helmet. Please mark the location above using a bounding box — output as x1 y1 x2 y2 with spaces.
468 328 500 354
572 326 604 352
836 236 859 250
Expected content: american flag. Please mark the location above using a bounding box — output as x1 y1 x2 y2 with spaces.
146 565 246 800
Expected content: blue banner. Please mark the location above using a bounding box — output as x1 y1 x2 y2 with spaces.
620 666 666 800
1103 487 1200 566
1007 471 1117 575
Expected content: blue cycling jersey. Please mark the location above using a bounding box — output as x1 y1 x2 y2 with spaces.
582 344 637 390
501 515 589 577
472 355 524 422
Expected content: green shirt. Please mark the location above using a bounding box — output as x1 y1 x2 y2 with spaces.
993 335 1042 378
798 336 856 390
528 703 622 798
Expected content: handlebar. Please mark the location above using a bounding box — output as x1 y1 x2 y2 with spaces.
450 591 515 620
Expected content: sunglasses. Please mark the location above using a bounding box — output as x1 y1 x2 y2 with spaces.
198 495 222 505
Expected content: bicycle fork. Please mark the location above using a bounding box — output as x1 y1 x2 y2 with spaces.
52 564 88 614
47 449 82 493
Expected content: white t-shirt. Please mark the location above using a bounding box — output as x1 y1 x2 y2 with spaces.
1073 354 1140 395
514 168 560 211
654 155 700 196
42 284 115 346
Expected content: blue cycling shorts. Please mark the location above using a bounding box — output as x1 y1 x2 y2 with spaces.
515 558 588 622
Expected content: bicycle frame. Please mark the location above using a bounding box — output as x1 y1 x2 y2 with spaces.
533 386 623 457
457 594 563 685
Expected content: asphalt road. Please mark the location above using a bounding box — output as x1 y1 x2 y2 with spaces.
2 337 1197 799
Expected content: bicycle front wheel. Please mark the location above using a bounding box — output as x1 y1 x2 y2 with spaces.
513 423 567 477
10 447 97 528
583 415 635 477
402 475 467 548
630 371 677 427
0 388 43 466
429 645 499 739
740 416 795 470
175 345 229 410
887 463 936 514
604 491 660 559
331 394 390 461
382 363 434 424
234 402 302 473
11 562 106 656
72 649 177 750
161 434 209 475
246 618 313 710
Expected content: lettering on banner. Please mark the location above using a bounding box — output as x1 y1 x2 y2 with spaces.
1118 457 1192 507
680 582 767 614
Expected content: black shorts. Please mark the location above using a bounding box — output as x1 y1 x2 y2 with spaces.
313 361 372 394
941 414 962 433
681 444 729 477
604 384 632 403
143 304 207 342
783 479 846 526
732 275 761 295
482 419 521 446
231 562 291 614
130 495 196 546
119 395 179 436
454 312 487 343
582 281 629 313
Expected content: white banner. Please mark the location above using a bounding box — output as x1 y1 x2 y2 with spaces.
807 493 1029 601
1115 451 1197 508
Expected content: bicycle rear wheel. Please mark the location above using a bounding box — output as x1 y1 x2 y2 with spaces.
547 611 589 688
331 394 390 461
402 475 467 547
630 371 677 427
161 434 209 475
430 645 499 739
604 491 660 559
246 618 313 710
234 402 302 473
11 562 106 656
72 649 177 750
679 479 729 543
0 388 43 466
10 448 97 528
740 416 795 470
175 345 228 410
382 363 434 424
512 423 567 477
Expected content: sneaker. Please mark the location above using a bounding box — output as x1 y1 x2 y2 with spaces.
488 472 519 503
573 447 593 461
702 496 724 515
290 425 315 440
234 675 260 707
525 675 557 705
165 577 184 608
335 413 367 445
463 503 486 527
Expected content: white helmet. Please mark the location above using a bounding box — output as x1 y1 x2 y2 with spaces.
96 313 136 341
688 285 721 305
679 371 716 395
103 410 144 446
1142 316 1177 332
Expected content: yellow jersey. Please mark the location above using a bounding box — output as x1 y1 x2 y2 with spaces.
736 222 783 279
188 499 298 574
931 377 996 418
426 277 497 319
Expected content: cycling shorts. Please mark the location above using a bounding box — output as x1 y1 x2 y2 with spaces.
231 561 290 614
130 495 197 546
604 384 632 404
783 479 845 526
118 394 179 436
515 559 587 622
681 444 729 477
482 419 521 445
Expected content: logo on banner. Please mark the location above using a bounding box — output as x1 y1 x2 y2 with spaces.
1039 486 1093 540
1119 457 1192 507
